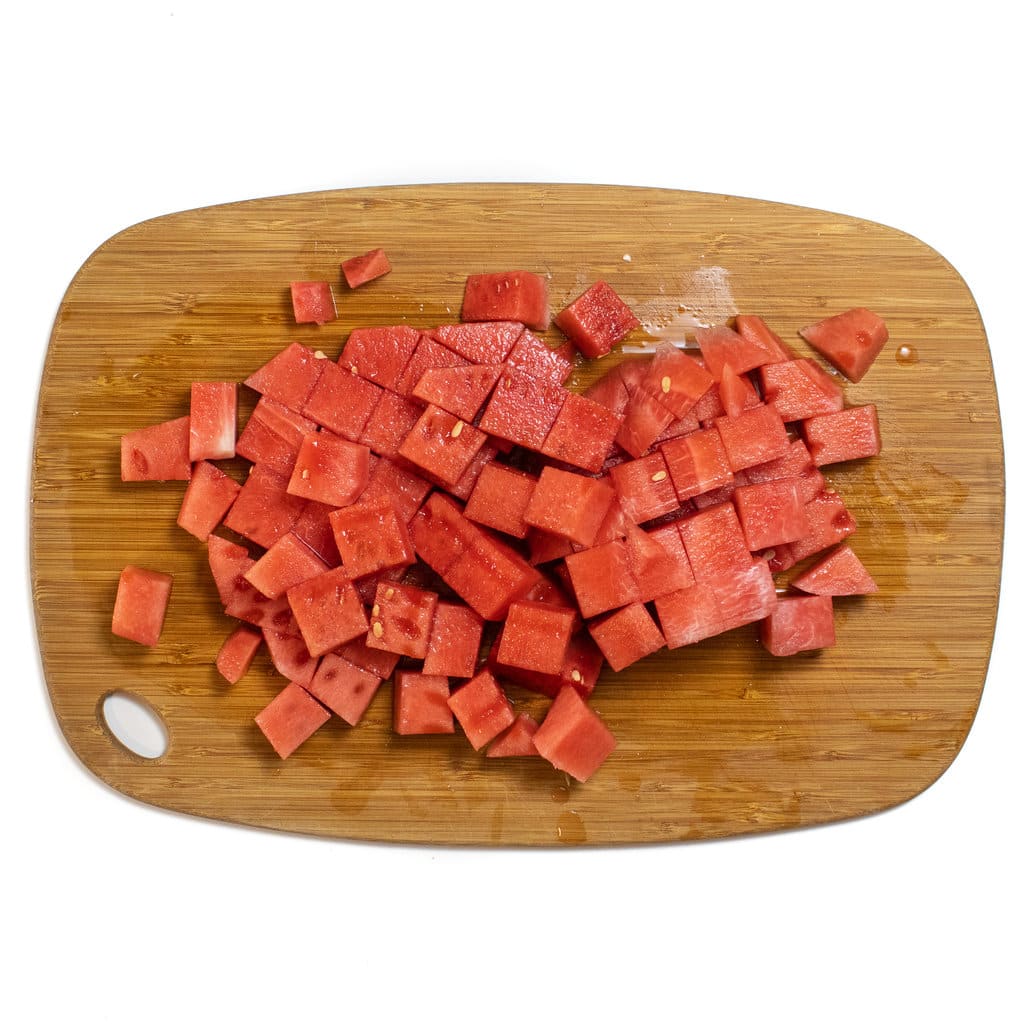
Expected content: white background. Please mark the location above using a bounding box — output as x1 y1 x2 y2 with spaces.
6 2 1021 1021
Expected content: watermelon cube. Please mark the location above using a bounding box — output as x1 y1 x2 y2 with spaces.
732 479 810 551
677 502 753 581
244 342 326 413
340 326 421 392
189 381 237 462
431 321 524 363
495 600 576 675
486 713 540 757
609 451 680 524
478 369 568 451
442 533 543 621
290 281 336 325
540 392 623 473
654 582 721 649
367 582 439 660
505 328 575 384
306 654 383 725
285 566 369 658
357 456 433 524
694 324 773 379
236 396 319 476
224 460 310 550
464 462 537 539
328 497 415 579
412 363 502 421
787 490 858 563
461 271 550 331
661 427 734 501
422 601 485 678
287 431 371 507
393 672 454 735
255 681 331 759
121 415 192 482
790 544 878 596
643 343 715 419
177 460 241 541
717 363 762 418
244 532 330 599
798 307 889 383
215 625 262 685
112 565 173 647
398 404 487 486
524 467 615 547
393 334 470 396
447 669 516 750
341 248 391 289
802 404 881 467
564 539 641 619
588 602 666 671
761 595 836 656
409 492 473 575
263 621 319 684
533 686 617 783
759 358 845 422
358 389 423 458
302 360 384 442
488 631 605 699
714 404 790 472
554 280 639 358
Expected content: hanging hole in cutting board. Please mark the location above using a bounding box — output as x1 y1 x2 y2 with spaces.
100 691 169 760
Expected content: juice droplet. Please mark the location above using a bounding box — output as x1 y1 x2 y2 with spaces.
895 344 919 365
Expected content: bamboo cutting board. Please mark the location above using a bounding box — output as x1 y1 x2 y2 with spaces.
32 183 1002 845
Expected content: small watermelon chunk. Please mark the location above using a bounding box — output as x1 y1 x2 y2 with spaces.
367 582 439 660
393 672 454 735
121 416 191 482
177 460 241 541
286 431 371 507
540 392 623 473
341 248 391 289
461 272 550 331
398 405 488 487
255 681 330 759
486 713 540 757
799 307 889 383
761 595 836 656
244 532 329 600
588 602 666 671
290 281 336 325
505 328 575 384
189 382 237 461
495 600 576 676
478 369 568 451
422 601 485 678
533 686 617 783
791 543 878 596
112 565 173 647
329 497 416 579
759 358 845 422
431 321 524 363
286 566 369 658
306 654 383 725
554 280 639 358
694 324 773 379
524 467 615 548
447 669 516 750
802 405 881 467
215 625 262 685
302 361 384 442
244 342 325 413
464 462 537 539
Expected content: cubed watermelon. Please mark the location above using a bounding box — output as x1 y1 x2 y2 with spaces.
367 582 439 660
306 654 383 725
189 382 237 462
177 460 241 541
341 326 421 392
554 280 638 358
588 602 666 671
341 248 391 289
461 271 550 331
329 497 416 579
215 625 262 685
393 672 454 735
799 307 888 383
287 431 371 507
447 669 516 750
302 360 384 442
761 595 836 655
495 600 576 675
285 567 369 658
121 415 192 482
244 532 330 600
244 342 325 413
422 601 485 678
533 686 617 783
290 281 336 325
112 565 173 647
255 681 331 759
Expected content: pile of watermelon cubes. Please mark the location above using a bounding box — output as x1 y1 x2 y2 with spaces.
113 262 886 783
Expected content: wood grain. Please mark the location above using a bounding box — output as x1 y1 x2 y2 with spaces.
31 183 1003 845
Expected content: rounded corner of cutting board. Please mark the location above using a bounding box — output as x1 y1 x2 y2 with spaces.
32 182 1003 845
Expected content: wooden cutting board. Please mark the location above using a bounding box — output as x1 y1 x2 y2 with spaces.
32 183 1003 845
